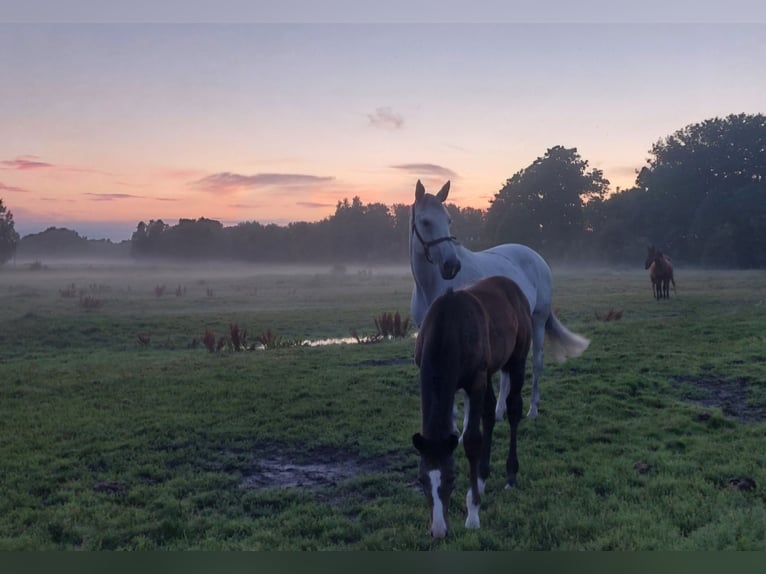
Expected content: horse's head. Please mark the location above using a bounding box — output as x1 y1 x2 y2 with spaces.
412 432 459 538
644 245 657 270
411 180 461 280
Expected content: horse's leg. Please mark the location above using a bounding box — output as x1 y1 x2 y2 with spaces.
495 370 509 421
505 359 526 488
455 389 469 444
527 312 545 418
462 379 485 530
480 374 497 492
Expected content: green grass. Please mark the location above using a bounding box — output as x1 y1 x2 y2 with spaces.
1 261 765 549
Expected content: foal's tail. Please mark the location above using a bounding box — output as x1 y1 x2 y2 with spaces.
544 313 590 363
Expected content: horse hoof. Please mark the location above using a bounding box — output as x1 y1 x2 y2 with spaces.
504 479 517 489
465 516 480 529
526 406 539 418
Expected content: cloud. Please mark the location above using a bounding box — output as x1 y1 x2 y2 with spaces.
296 201 335 209
191 172 335 194
84 193 145 201
83 192 178 202
368 107 404 130
390 163 458 179
0 181 29 193
1 156 54 170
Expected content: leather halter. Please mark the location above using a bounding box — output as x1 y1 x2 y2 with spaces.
411 205 457 264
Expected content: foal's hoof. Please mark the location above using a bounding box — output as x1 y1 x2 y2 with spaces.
526 405 539 418
504 479 518 489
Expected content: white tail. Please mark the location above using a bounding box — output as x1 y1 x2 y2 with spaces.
545 313 590 363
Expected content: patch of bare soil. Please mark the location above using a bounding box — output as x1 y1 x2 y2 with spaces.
670 375 766 423
219 445 410 490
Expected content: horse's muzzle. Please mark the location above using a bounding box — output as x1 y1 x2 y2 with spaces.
441 258 461 280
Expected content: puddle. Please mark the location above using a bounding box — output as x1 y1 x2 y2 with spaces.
670 375 766 423
303 337 360 347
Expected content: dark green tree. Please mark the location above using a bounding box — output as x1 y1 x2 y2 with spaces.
635 113 766 262
445 204 486 249
486 146 609 258
0 198 20 266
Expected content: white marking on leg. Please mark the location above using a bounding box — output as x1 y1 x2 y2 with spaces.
478 478 486 495
429 470 448 538
457 390 468 445
451 402 459 435
495 371 509 421
462 393 469 443
465 488 480 529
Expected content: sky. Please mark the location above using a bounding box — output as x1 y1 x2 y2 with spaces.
2 2 765 241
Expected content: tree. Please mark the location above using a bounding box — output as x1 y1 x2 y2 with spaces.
636 113 766 262
0 198 20 266
445 204 486 249
486 146 609 258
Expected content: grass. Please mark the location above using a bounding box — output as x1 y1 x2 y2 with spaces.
1 260 765 549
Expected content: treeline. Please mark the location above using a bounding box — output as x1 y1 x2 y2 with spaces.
16 227 130 260
10 113 766 268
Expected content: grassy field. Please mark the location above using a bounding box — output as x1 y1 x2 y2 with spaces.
1 259 765 550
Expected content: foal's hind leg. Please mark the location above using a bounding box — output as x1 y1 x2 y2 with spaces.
527 313 546 418
495 370 509 421
480 377 497 494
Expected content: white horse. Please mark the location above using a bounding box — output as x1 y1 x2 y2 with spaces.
409 179 589 419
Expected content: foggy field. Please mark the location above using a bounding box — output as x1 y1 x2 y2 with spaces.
1 261 766 549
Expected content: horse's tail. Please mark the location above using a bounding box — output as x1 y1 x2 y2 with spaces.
544 313 590 363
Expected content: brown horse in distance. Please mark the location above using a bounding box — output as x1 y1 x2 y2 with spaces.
644 246 676 300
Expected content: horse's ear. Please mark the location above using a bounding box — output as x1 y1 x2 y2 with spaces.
412 433 426 453
415 180 425 201
436 181 450 202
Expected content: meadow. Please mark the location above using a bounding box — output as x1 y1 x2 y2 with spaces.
1 259 765 550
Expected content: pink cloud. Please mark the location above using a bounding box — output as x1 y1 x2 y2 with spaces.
0 181 29 193
191 172 335 195
1 156 54 170
83 192 178 202
390 163 458 179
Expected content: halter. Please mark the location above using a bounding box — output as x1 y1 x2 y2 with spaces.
411 205 457 264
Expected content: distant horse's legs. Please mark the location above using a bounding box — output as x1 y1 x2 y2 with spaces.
505 358 526 488
527 313 546 417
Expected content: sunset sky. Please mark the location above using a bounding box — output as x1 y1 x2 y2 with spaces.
2 3 765 240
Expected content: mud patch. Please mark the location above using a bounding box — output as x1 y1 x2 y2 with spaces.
670 375 766 423
226 445 411 490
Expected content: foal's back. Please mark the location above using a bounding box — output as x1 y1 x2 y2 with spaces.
463 276 532 372
415 276 532 378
